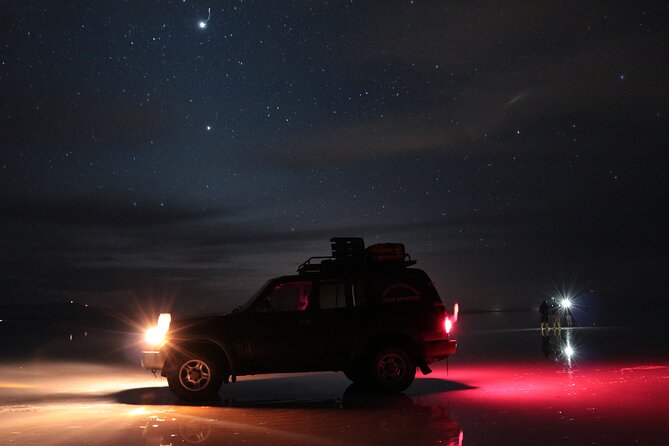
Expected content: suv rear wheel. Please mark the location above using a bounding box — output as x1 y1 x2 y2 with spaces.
366 346 416 393
167 352 223 402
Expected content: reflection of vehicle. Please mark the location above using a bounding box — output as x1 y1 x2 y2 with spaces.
140 390 462 446
142 238 457 401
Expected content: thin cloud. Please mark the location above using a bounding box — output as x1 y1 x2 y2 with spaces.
0 196 239 228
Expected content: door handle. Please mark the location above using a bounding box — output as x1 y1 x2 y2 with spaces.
298 319 312 326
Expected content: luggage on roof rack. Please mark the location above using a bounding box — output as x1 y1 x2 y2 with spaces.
366 243 406 263
330 237 365 259
297 238 416 274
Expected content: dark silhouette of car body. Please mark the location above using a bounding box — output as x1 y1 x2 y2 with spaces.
141 238 457 401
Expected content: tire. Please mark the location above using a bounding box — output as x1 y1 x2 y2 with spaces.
166 352 223 402
366 346 416 393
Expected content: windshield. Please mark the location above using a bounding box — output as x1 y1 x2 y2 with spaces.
234 280 273 313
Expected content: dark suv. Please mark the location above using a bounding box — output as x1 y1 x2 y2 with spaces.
141 238 457 401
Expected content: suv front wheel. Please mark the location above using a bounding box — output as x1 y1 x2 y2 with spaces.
166 352 223 402
366 346 416 393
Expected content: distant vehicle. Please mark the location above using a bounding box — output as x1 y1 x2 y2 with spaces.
141 238 457 401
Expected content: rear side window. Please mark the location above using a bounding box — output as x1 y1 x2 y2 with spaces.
317 280 368 309
352 281 368 307
319 282 347 309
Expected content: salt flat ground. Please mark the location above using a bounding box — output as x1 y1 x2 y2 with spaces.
1 311 668 445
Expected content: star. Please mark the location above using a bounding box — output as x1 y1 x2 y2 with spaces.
206 125 212 131
198 8 211 29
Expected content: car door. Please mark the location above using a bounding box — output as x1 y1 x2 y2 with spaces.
310 279 367 368
243 279 319 372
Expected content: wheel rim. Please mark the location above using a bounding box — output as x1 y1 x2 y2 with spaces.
376 352 406 384
178 359 212 391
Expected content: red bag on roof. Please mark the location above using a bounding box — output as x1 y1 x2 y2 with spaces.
366 243 406 262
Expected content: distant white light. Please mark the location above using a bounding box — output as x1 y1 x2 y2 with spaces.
561 298 572 309
206 125 211 131
564 345 574 358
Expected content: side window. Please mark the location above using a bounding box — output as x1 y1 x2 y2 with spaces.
257 281 312 312
319 282 347 310
382 283 420 303
352 281 368 307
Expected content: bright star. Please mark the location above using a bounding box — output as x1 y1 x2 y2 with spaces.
206 125 211 131
198 7 211 29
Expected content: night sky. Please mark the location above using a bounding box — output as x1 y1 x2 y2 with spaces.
1 1 667 315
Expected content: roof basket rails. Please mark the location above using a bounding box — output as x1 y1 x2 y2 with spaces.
297 238 364 274
297 238 417 274
297 256 334 274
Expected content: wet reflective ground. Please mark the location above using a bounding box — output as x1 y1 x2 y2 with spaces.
1 312 668 445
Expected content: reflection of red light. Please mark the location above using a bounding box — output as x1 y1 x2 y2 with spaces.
429 362 669 416
423 362 669 446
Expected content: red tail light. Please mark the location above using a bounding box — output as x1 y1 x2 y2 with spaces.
444 302 459 334
445 316 453 334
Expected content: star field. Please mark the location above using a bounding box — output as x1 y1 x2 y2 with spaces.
0 1 667 314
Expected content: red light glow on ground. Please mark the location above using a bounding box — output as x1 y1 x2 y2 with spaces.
421 360 669 445
433 362 669 409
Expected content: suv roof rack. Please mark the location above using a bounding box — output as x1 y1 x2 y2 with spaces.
297 237 416 275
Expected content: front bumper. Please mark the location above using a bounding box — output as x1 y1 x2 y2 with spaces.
424 339 457 362
141 350 166 371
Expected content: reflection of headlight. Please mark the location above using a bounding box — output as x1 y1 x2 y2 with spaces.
145 313 171 347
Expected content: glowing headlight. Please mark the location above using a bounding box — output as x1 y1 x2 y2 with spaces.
561 298 572 309
145 313 171 346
